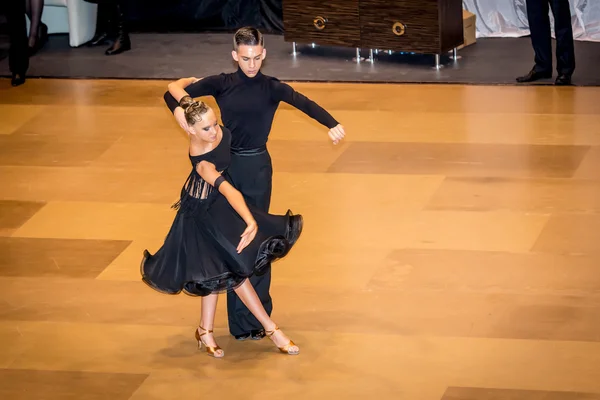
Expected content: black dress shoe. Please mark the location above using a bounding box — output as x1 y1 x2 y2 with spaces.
250 329 266 340
516 69 552 83
11 73 26 87
555 74 572 86
234 333 251 341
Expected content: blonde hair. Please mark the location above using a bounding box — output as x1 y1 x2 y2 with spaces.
179 96 210 126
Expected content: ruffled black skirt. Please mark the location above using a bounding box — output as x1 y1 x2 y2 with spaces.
141 193 302 297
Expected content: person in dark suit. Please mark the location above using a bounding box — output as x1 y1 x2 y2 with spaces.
517 0 575 85
4 0 29 86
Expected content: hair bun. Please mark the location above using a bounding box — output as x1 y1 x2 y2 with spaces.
180 98 210 126
179 95 195 112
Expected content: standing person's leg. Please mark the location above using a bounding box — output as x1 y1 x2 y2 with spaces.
550 0 575 84
105 0 131 56
87 0 111 47
226 150 274 339
528 0 553 74
517 0 553 82
7 0 29 86
25 0 47 54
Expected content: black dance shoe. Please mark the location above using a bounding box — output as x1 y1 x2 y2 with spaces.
251 329 266 340
234 332 251 341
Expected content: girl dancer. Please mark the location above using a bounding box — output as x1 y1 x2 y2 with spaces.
141 92 302 358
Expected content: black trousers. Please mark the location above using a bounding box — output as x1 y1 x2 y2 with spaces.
4 0 29 76
526 0 575 76
225 148 274 336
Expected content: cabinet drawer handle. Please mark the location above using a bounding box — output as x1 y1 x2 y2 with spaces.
392 22 406 36
313 16 327 30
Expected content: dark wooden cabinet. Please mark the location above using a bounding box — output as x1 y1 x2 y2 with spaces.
282 0 361 48
282 0 463 55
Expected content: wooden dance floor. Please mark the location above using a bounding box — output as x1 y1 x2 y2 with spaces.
2 78 600 399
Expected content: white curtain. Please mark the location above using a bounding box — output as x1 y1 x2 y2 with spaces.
462 0 600 42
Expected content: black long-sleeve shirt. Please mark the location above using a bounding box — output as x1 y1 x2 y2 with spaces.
164 68 339 149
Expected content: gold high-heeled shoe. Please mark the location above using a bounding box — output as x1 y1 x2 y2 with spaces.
265 326 299 355
194 326 224 358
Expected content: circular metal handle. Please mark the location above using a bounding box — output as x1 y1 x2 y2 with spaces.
313 16 327 30
392 22 406 36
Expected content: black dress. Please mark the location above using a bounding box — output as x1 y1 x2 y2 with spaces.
141 127 303 297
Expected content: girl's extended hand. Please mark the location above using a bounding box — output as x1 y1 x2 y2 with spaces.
237 221 258 253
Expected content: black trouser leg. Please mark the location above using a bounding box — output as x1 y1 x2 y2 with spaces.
526 0 553 74
6 0 29 83
550 0 575 76
225 151 274 337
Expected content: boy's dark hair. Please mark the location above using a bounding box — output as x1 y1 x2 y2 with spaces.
233 27 264 50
